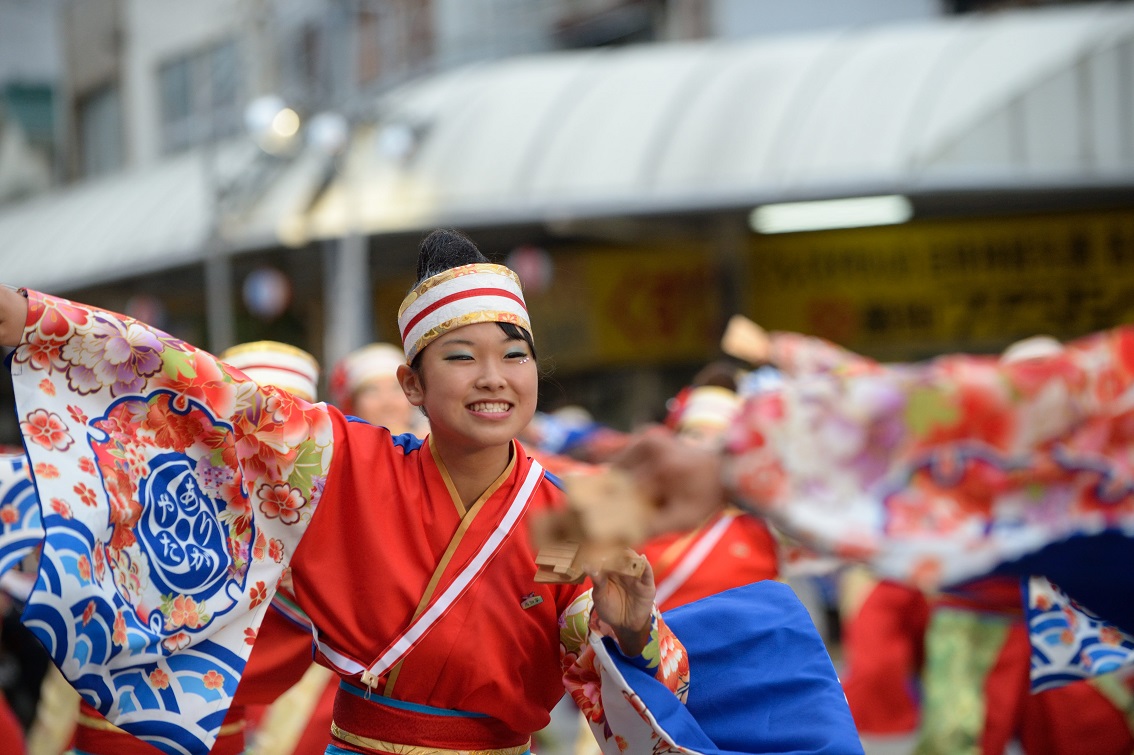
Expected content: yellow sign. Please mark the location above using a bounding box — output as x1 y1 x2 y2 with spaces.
747 210 1134 358
527 245 720 369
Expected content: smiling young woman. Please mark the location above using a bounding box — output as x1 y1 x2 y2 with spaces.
0 231 690 755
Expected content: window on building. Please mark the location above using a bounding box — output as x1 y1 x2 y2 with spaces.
944 0 1107 11
77 83 123 177
158 39 242 153
357 8 382 85
355 0 434 88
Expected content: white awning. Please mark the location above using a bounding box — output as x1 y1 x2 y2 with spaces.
0 149 214 292
304 1 1134 239
0 140 327 293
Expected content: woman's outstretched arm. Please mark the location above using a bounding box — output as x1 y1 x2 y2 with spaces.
0 286 28 348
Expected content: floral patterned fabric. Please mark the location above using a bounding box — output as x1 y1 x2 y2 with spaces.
8 291 335 755
0 453 42 578
725 329 1134 688
1027 576 1134 692
561 591 689 755
727 327 1134 587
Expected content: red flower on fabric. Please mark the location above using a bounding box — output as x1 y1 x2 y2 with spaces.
149 668 170 689
564 646 605 724
50 498 72 519
19 332 61 372
21 409 73 451
162 352 238 420
1100 626 1124 645
74 483 98 508
81 600 97 625
34 463 59 479
1035 593 1052 611
144 400 209 454
38 378 55 396
202 670 225 690
732 458 787 507
37 297 90 338
252 531 267 561
67 405 89 426
235 430 295 485
168 595 204 629
78 457 97 476
249 581 267 609
113 613 128 647
269 539 284 563
244 627 257 646
77 555 91 582
0 506 17 525
93 545 105 581
257 483 305 525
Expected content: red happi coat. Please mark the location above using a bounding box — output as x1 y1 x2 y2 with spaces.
9 290 689 755
288 413 589 739
640 510 779 613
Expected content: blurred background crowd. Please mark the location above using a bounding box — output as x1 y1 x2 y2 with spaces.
0 0 1132 753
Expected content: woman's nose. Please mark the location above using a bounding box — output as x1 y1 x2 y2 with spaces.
476 363 506 390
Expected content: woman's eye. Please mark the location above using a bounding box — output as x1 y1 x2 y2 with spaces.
444 354 473 361
506 351 529 360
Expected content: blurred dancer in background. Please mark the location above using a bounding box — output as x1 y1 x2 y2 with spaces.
330 342 423 436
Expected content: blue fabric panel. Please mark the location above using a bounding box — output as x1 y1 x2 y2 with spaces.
611 580 864 755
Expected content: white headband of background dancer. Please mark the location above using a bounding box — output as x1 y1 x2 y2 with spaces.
397 263 532 362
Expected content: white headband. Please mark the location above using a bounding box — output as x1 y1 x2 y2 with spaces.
397 263 531 362
220 341 320 402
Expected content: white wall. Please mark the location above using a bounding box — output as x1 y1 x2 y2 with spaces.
434 0 560 68
122 0 250 165
0 0 63 84
711 0 940 38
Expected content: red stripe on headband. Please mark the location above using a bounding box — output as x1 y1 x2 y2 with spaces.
400 287 527 341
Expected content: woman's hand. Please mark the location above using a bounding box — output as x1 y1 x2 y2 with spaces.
614 427 727 539
587 549 655 657
0 286 28 348
721 314 771 365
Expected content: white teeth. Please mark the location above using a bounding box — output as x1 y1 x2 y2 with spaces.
469 402 510 413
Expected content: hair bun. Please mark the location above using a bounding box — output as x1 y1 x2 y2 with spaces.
415 229 489 284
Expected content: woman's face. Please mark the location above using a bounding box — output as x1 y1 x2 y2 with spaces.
399 322 537 455
352 375 418 435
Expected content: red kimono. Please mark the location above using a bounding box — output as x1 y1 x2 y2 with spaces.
289 416 675 751
640 510 779 613
8 291 689 755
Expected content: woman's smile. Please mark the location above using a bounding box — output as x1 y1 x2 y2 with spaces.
467 400 514 417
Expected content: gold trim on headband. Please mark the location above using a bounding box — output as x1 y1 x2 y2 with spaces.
219 340 319 369
331 721 530 755
398 264 522 319
410 311 529 356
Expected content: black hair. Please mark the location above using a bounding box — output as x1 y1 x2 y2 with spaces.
409 229 537 373
415 228 488 282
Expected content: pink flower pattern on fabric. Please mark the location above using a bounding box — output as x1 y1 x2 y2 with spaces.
727 327 1134 590
21 409 73 451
